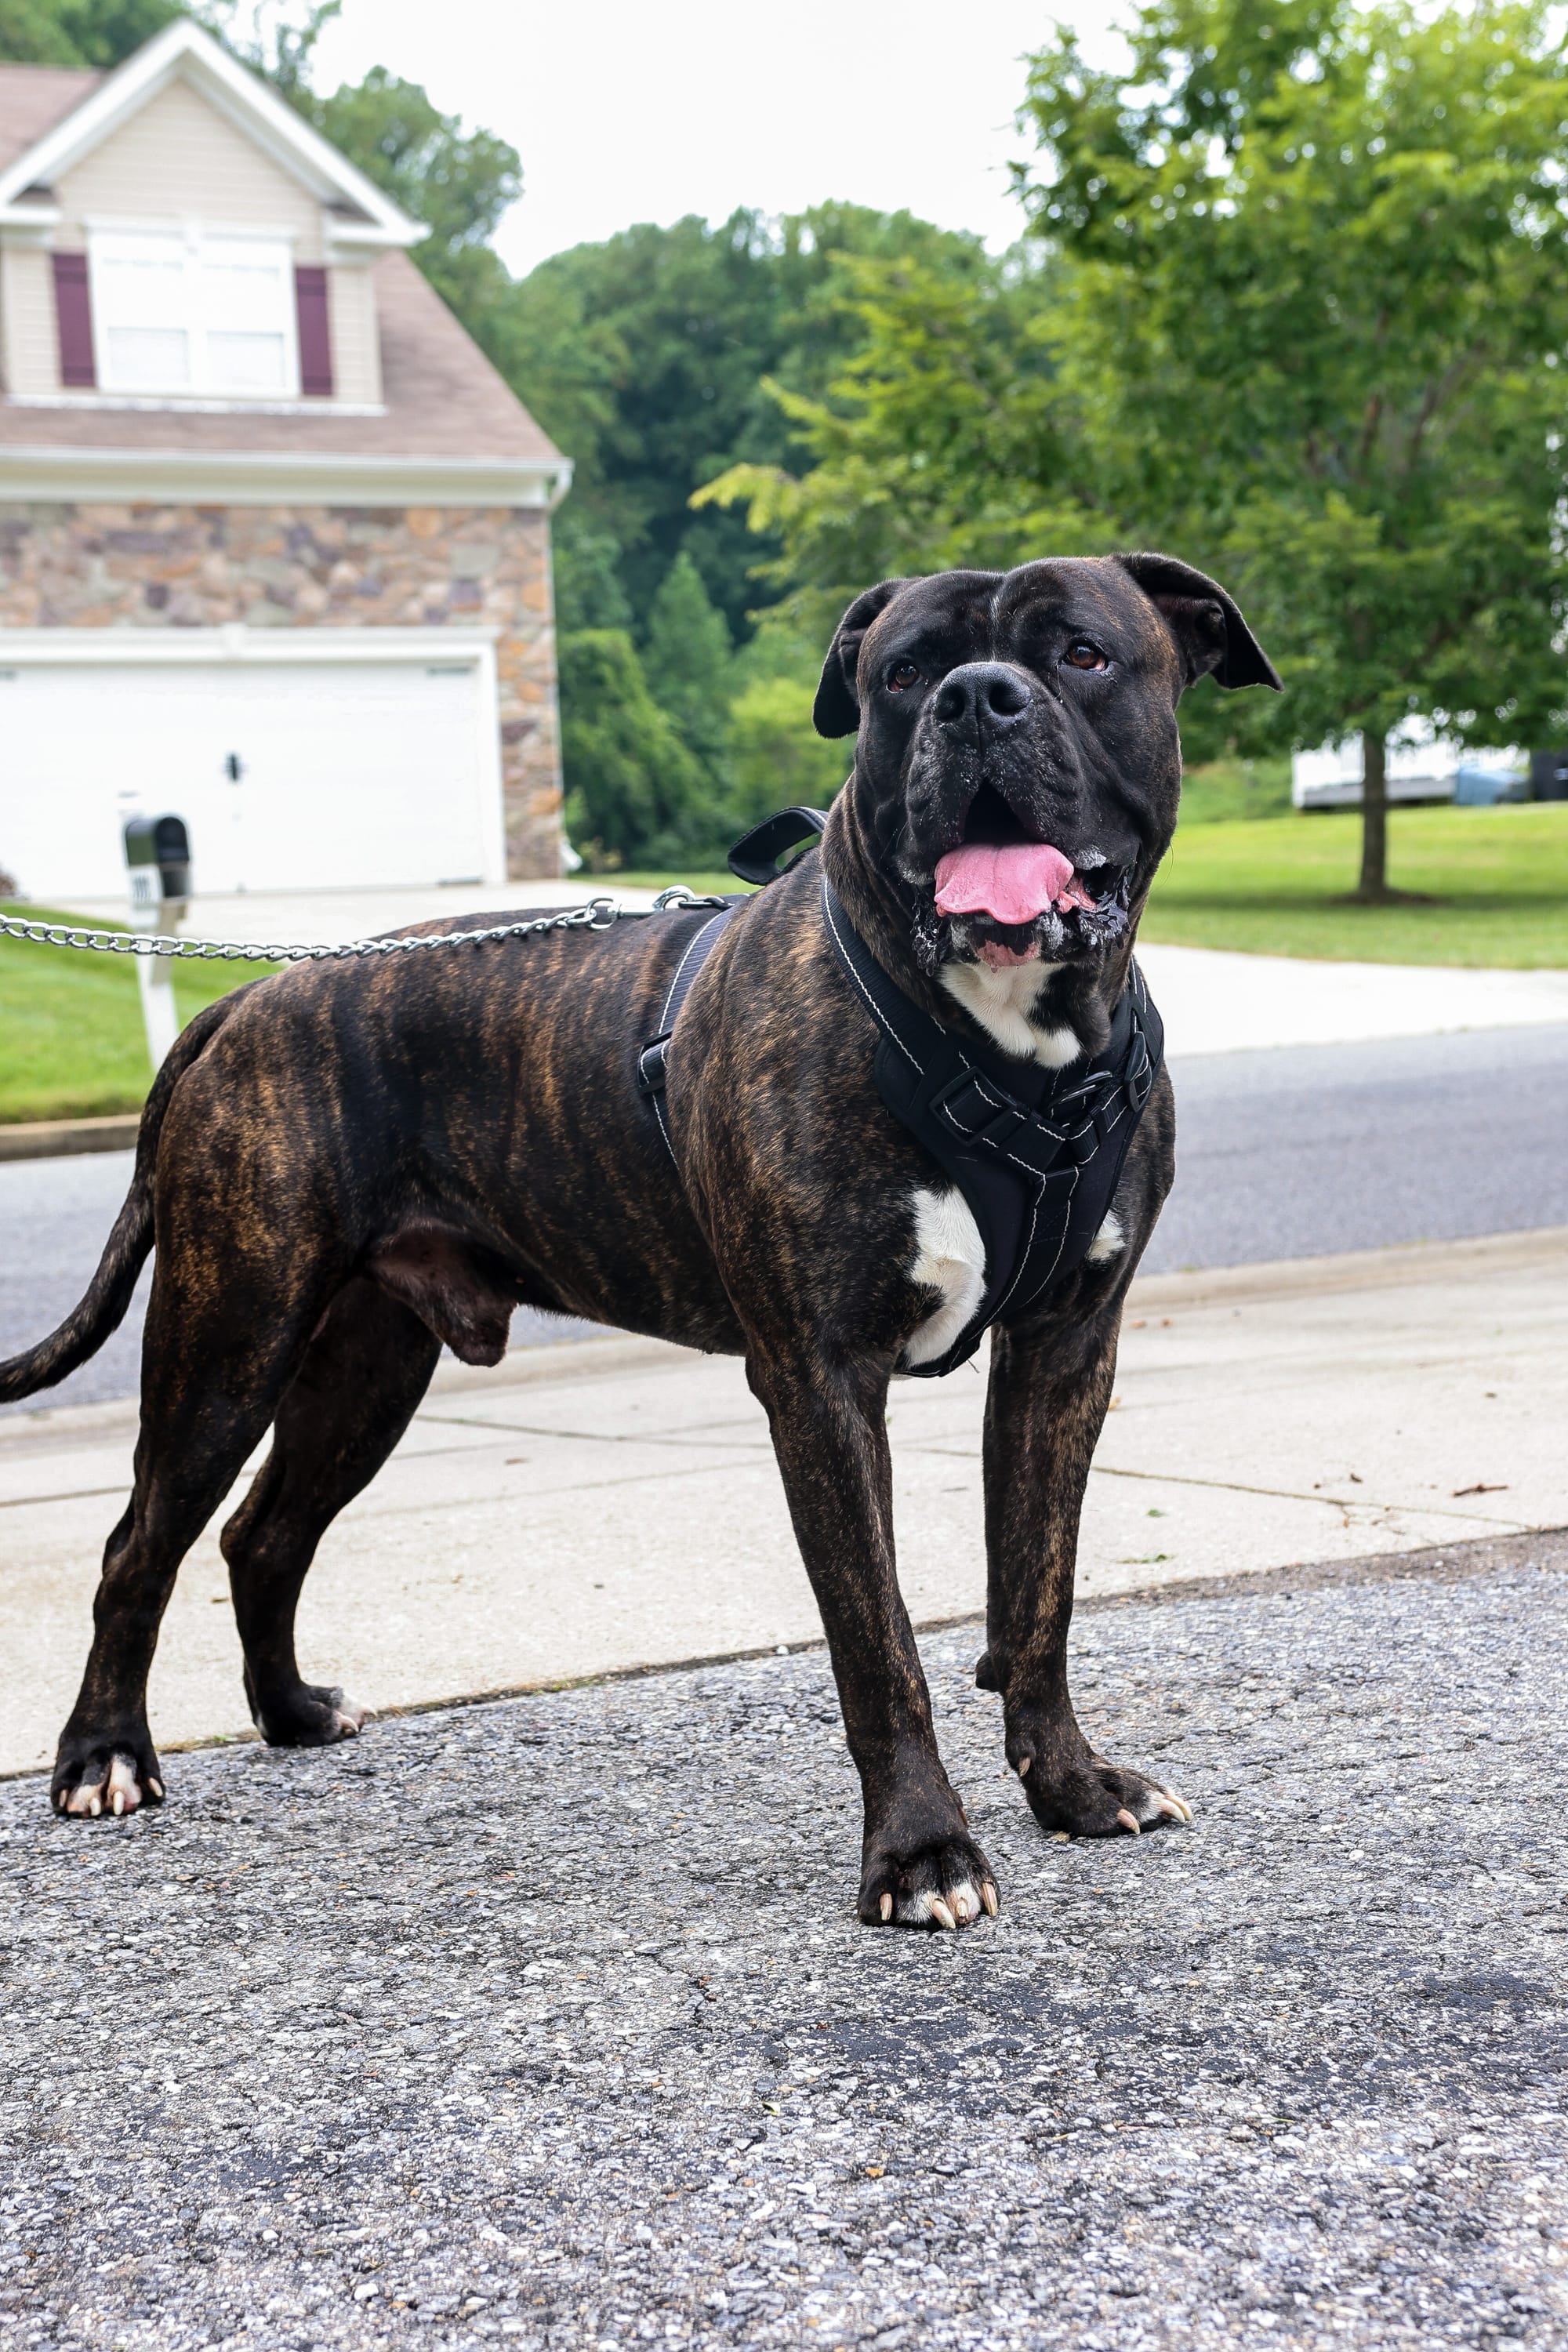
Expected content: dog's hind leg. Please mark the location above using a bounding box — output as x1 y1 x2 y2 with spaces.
52 1276 323 1820
220 1277 441 1747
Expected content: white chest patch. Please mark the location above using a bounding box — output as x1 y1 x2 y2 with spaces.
1086 1210 1126 1264
905 1185 987 1367
938 957 1081 1068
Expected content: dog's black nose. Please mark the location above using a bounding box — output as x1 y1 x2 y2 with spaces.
931 662 1032 732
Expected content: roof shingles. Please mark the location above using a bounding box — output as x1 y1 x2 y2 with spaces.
0 63 560 473
0 64 100 179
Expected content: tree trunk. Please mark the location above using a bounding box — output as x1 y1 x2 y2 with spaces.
1357 726 1388 900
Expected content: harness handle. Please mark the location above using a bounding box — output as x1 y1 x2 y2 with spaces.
727 805 829 888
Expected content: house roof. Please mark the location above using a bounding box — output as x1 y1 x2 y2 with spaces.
0 23 422 243
0 65 101 182
0 31 568 503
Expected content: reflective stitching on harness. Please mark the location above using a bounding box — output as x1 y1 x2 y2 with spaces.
822 882 922 1073
646 907 738 1165
659 912 724 1035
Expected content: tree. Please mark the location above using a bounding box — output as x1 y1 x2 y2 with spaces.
297 66 521 329
0 0 181 65
1015 0 1568 898
557 630 711 870
642 551 734 789
725 674 851 826
695 245 1088 647
497 207 988 644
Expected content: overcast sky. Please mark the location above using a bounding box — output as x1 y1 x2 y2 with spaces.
304 2 1120 278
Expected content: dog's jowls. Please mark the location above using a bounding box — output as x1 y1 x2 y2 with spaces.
3 551 1278 1926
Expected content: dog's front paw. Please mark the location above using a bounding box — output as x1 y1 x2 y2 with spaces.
1009 1726 1191 1838
245 1671 372 1748
858 1829 1000 1930
53 1730 164 1819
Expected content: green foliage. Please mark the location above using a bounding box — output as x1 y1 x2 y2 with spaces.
0 0 182 66
700 0 1568 828
295 66 521 325
497 206 987 644
695 245 1093 644
1019 0 1568 760
643 551 734 784
725 674 851 827
557 630 711 870
552 519 633 637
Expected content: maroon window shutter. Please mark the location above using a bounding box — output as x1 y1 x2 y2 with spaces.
52 252 96 388
293 264 333 397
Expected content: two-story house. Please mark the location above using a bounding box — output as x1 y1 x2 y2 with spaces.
0 18 569 899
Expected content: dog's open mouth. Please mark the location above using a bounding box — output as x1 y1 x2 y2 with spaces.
932 785 1130 967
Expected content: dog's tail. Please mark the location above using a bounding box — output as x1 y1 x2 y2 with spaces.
0 989 249 1406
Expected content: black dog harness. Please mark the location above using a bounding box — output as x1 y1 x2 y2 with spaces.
638 808 1164 1377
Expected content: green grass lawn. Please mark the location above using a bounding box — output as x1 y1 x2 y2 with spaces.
0 906 274 1124
5 800 1563 1124
1145 800 1568 965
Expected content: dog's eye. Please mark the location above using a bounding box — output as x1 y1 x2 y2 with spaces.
1063 640 1107 671
886 660 921 691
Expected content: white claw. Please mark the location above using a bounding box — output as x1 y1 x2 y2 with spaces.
88 1794 102 1818
981 1882 999 1918
1116 1807 1141 1835
1016 1756 1031 1777
879 1893 893 1923
930 1898 957 1932
147 1778 164 1801
107 1756 139 1817
111 1791 125 1817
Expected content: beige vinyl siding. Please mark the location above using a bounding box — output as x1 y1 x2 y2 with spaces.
54 78 324 258
0 243 59 394
328 260 380 405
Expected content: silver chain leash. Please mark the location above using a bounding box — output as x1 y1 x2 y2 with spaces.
0 886 724 966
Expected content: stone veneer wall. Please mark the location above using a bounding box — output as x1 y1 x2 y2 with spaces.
0 502 562 879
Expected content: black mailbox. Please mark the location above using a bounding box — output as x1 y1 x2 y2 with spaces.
124 814 192 902
1530 750 1568 803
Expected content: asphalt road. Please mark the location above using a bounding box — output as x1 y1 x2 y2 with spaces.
2 1531 1563 2350
3 1022 1566 1413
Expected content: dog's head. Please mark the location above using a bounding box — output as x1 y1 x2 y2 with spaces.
815 554 1278 985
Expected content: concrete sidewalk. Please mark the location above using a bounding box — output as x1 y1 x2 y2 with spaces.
2 1226 1563 1777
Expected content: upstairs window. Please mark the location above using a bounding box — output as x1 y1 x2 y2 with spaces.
89 229 299 397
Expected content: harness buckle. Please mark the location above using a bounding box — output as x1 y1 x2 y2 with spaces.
637 1035 671 1095
929 1070 1025 1153
1123 1030 1153 1113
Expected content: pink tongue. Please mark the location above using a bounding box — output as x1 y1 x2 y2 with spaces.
934 841 1091 925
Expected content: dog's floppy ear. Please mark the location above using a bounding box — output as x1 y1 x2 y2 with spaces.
813 578 913 737
1115 552 1281 692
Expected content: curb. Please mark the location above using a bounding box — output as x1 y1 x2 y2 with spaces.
0 1113 140 1163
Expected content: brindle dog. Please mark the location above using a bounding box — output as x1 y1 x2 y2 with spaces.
3 551 1277 1929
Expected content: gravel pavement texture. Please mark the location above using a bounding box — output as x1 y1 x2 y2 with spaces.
2 1529 1565 2350
9 1021 1568 1411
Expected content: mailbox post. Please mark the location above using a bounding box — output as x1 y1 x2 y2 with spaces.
123 815 191 1073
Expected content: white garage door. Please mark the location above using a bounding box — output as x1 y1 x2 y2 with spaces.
0 650 504 902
